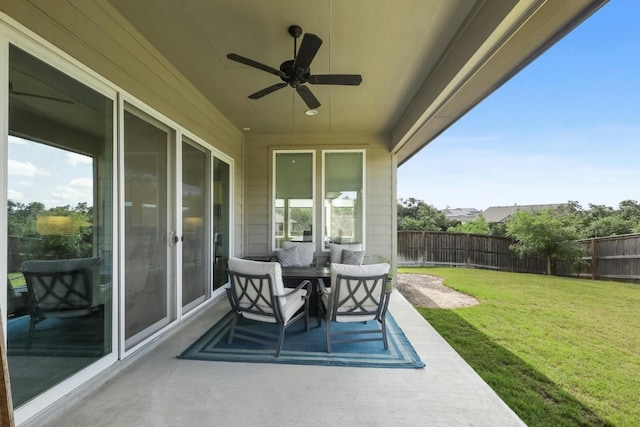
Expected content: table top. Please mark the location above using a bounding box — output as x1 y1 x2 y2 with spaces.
281 266 331 279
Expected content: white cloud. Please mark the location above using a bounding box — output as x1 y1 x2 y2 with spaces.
7 159 49 177
7 189 25 201
69 177 93 187
49 184 92 206
8 135 27 145
66 152 92 166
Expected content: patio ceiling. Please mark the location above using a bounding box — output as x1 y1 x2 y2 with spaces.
107 0 607 165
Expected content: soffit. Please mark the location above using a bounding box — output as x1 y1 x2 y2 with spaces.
104 0 607 162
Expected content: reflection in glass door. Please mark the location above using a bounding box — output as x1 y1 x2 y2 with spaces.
6 45 114 408
123 108 173 349
213 158 230 290
182 139 210 313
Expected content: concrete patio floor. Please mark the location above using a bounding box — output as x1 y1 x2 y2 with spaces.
27 291 526 426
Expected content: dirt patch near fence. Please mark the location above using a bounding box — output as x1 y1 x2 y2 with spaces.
396 273 479 309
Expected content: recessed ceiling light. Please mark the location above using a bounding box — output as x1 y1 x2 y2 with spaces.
243 127 251 131
305 109 318 116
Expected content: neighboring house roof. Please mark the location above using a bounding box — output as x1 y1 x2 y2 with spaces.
442 208 481 223
482 204 567 223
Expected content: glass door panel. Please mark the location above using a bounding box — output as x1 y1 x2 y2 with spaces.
6 45 114 407
123 109 173 348
213 158 230 290
182 139 210 312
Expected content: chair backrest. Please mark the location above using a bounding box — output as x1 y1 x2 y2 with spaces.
329 263 390 321
21 257 100 314
227 258 286 319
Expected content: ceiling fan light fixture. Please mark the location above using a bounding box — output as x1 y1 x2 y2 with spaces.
305 109 318 116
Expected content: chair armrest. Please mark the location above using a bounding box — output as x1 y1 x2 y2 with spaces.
317 278 329 295
280 279 312 298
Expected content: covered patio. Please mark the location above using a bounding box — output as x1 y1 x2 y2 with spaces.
25 291 525 427
1 0 608 425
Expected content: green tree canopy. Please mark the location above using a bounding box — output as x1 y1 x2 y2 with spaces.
447 215 489 235
506 208 583 275
7 200 93 261
398 198 451 231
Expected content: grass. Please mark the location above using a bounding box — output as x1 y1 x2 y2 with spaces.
398 267 640 427
7 272 26 288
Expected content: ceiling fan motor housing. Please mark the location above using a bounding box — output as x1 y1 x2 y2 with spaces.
280 60 310 88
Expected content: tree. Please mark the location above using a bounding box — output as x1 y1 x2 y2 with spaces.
505 208 582 275
583 215 631 238
447 215 489 234
397 198 450 231
7 200 93 261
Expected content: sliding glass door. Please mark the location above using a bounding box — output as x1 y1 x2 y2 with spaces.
181 139 210 312
123 107 174 349
6 45 114 407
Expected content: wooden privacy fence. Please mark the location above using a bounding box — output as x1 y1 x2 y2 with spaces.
397 231 546 274
398 231 640 283
555 233 640 283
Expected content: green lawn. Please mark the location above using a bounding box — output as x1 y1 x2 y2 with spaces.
7 273 26 288
398 267 640 427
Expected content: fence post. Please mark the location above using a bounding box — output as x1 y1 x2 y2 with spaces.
591 238 597 280
421 231 426 266
465 233 470 267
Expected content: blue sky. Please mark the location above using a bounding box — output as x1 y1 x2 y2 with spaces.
8 136 93 208
397 0 640 211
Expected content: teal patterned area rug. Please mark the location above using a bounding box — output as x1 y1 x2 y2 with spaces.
178 311 424 369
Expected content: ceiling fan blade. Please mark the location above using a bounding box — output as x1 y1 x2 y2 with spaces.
292 33 322 75
296 85 321 109
9 82 73 104
227 53 285 78
248 83 288 99
308 74 363 85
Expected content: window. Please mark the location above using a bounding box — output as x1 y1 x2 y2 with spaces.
273 151 314 249
323 151 365 249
